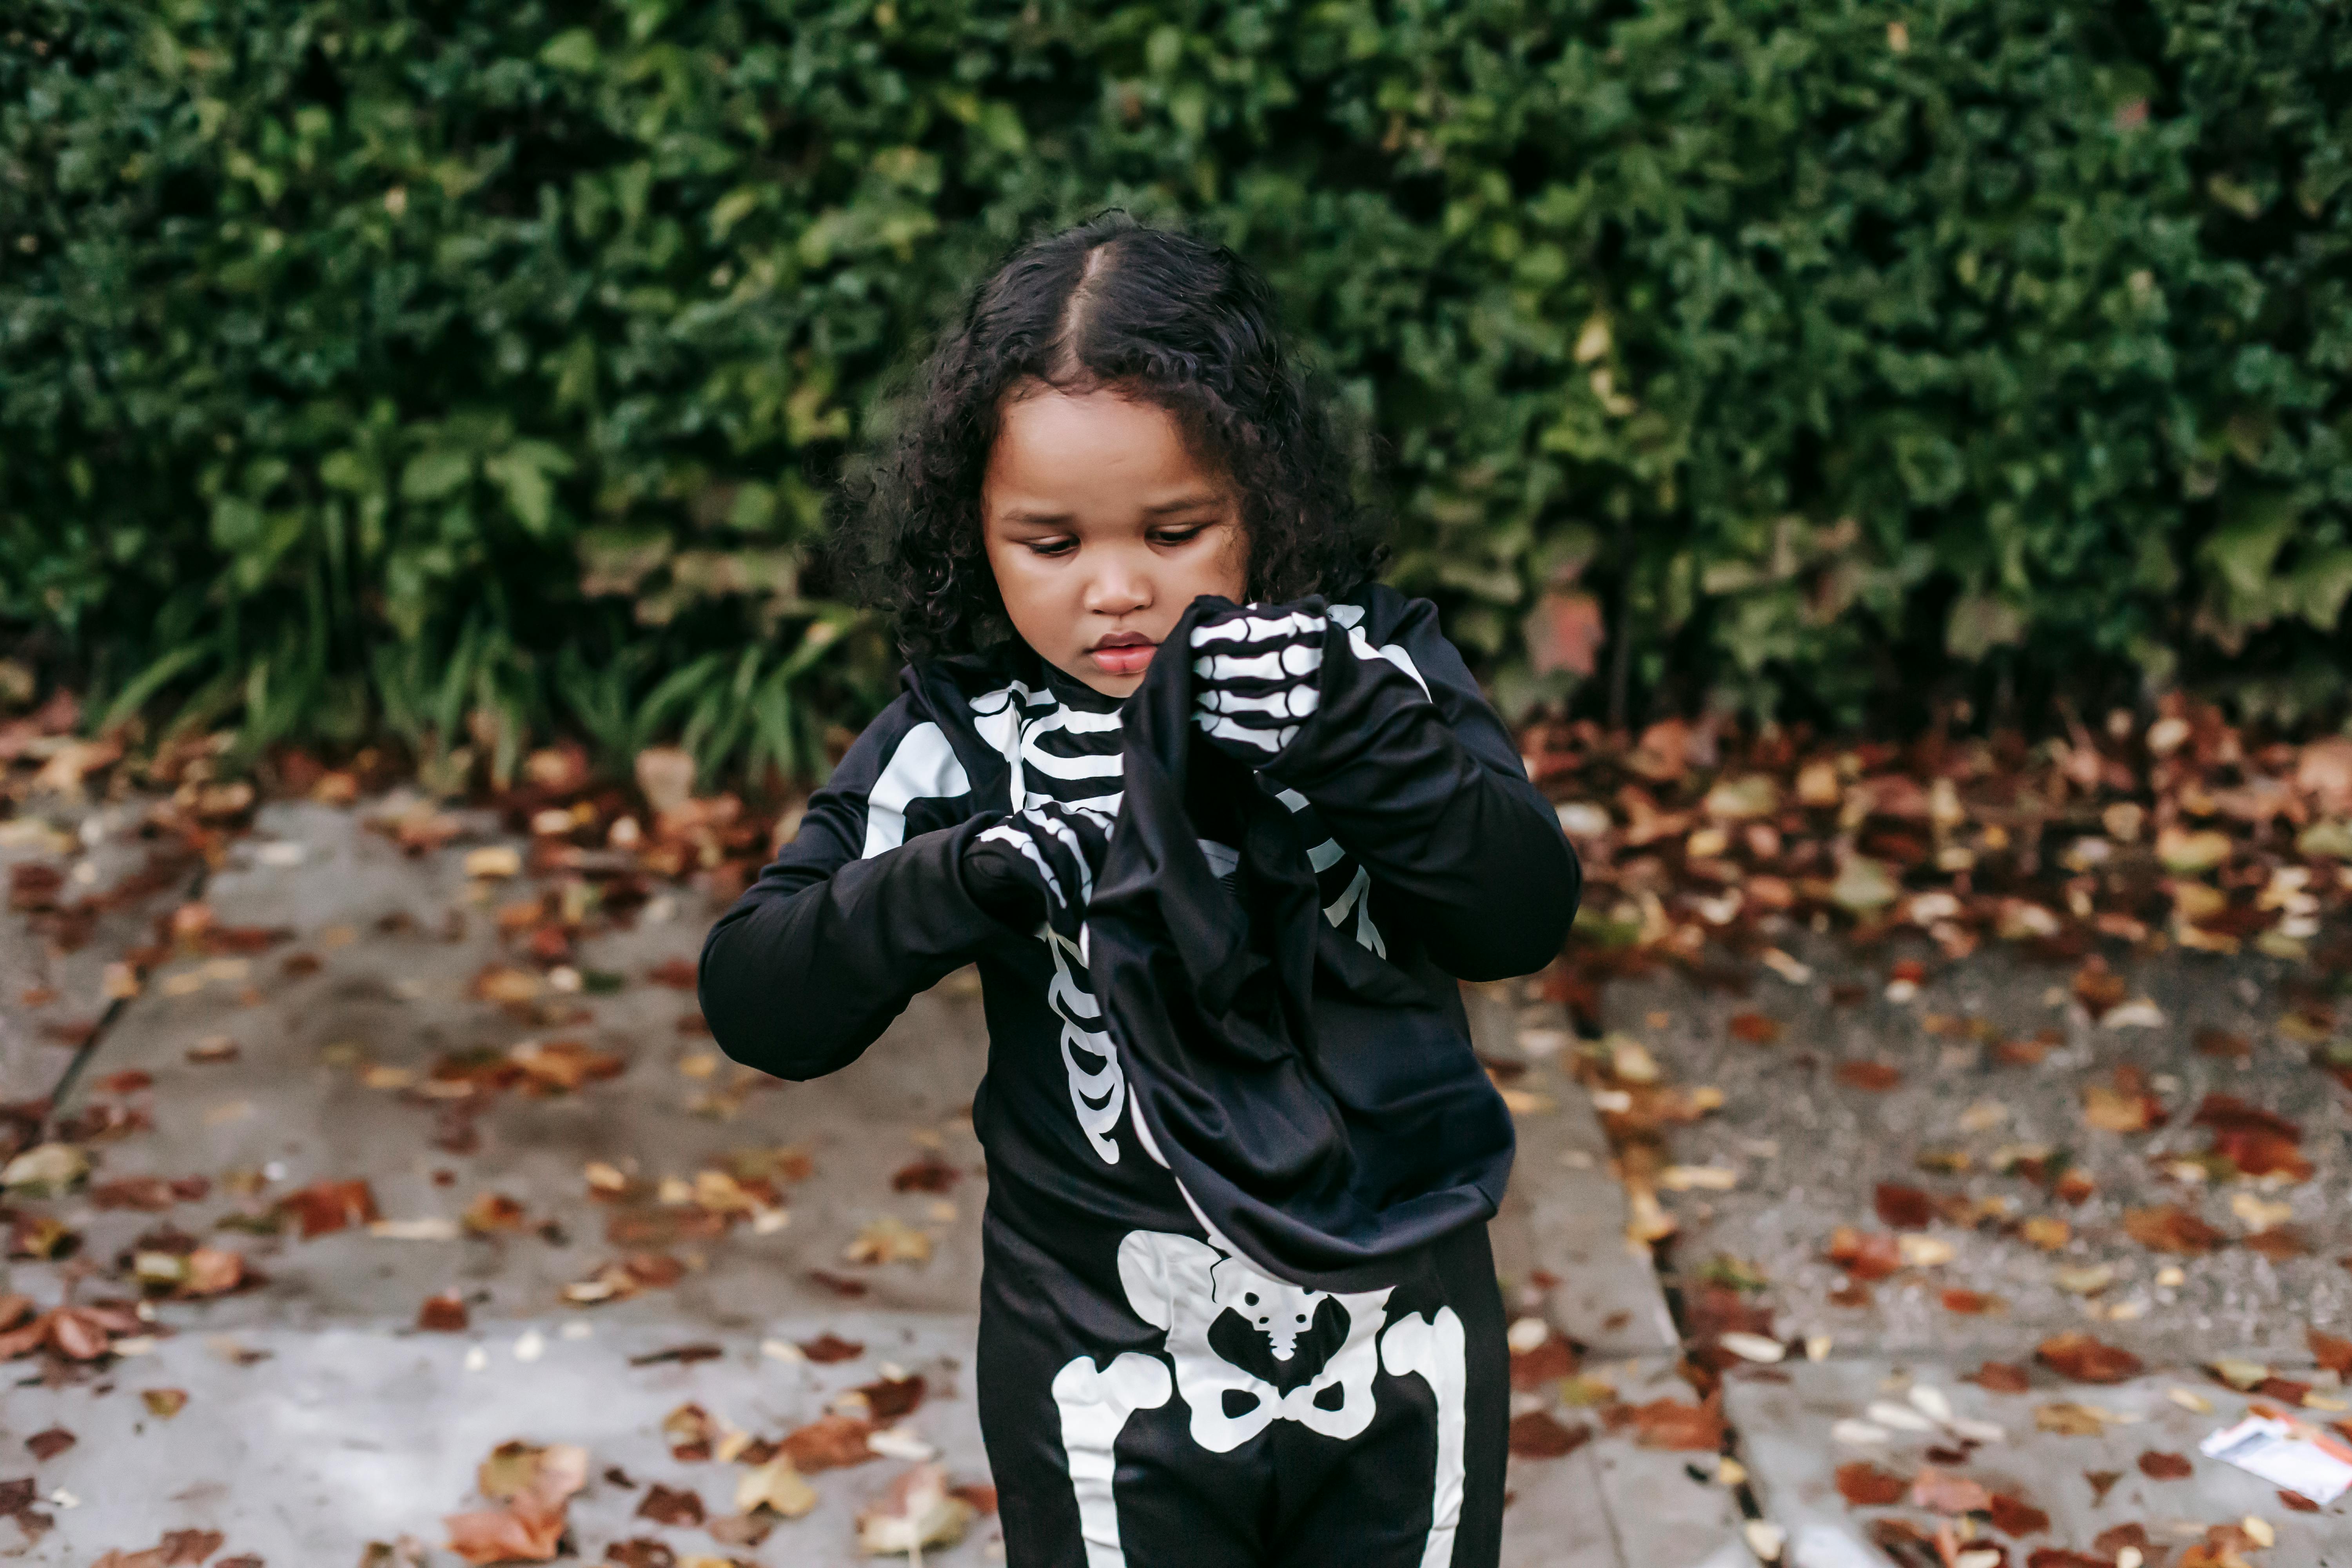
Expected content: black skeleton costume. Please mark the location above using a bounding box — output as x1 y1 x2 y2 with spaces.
701 584 1580 1568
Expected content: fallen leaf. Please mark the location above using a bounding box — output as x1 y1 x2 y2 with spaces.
2139 1450 2193 1479
1506 1412 1591 1458
1911 1467 1992 1514
1828 1227 1902 1279
637 1484 704 1526
663 1403 716 1461
1728 1013 1783 1045
844 1216 931 1265
2310 1328 2352 1379
25 1428 74 1460
1615 1391 1725 1451
890 1154 960 1193
1838 1061 1902 1092
2125 1204 2225 1255
445 1495 565 1566
1968 1363 2031 1394
2036 1333 2144 1385
141 1388 188 1418
799 1332 865 1364
159 1529 225 1564
1835 1461 1909 1506
276 1178 380 1238
853 1463 976 1557
735 1455 817 1518
1941 1289 2005 1316
1987 1494 2048 1536
2034 1402 2114 1436
418 1293 469 1332
779 1414 878 1472
1874 1185 1935 1230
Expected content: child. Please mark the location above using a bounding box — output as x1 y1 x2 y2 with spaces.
700 213 1581 1568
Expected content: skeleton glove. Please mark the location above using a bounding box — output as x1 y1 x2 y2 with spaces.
1189 601 1327 760
966 800 1116 943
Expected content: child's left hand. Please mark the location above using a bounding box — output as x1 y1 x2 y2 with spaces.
1189 600 1326 759
970 800 1116 942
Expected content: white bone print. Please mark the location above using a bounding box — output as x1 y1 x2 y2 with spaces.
1050 1350 1174 1568
1116 1230 1392 1454
1379 1307 1470 1568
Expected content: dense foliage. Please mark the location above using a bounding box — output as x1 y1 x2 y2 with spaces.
3 0 2347 791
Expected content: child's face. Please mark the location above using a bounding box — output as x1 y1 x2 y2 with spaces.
981 386 1247 698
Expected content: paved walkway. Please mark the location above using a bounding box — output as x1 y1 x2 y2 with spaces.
3 788 2345 1564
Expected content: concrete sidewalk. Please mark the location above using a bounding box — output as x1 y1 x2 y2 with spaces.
12 786 2344 1566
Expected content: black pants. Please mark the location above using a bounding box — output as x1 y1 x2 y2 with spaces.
975 1210 1508 1568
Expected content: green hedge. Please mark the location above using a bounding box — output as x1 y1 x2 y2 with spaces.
4 0 2347 791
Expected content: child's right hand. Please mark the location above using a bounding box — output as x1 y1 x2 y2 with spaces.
966 802 1115 941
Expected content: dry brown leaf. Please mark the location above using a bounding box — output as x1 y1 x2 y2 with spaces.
2036 1333 2145 1385
1506 1411 1591 1459
2124 1204 2225 1255
1834 1461 1908 1506
778 1413 878 1472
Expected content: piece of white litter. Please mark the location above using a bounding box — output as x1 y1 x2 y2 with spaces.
1950 1417 2007 1444
255 841 307 867
1805 1335 1833 1363
49 1490 78 1509
867 1426 939 1462
1742 1520 1786 1562
514 1328 545 1362
2198 1414 2352 1506
559 1321 592 1341
1865 1400 1936 1432
1831 1419 1889 1445
112 1335 156 1357
464 1345 488 1373
1759 948 1813 985
761 1338 806 1363
2102 998 2166 1029
878 1359 909 1381
1907 1384 1953 1423
1719 1332 1786 1364
370 1218 461 1241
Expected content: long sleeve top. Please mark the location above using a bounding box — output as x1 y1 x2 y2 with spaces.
699 584 1581 1288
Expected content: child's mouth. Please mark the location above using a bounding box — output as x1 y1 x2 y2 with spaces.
1089 635 1157 677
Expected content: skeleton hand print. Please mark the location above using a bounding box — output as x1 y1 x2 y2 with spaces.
1190 602 1326 759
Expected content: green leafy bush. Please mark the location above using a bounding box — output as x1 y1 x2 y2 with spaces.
3 0 2346 790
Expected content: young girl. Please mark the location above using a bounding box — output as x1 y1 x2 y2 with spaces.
699 213 1580 1568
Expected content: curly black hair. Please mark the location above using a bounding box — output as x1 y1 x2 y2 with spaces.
833 211 1387 661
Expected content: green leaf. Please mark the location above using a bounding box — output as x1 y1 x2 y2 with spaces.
401 450 474 504
539 29 600 73
2200 491 2299 596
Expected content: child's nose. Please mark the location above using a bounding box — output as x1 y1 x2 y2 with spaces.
1085 557 1151 615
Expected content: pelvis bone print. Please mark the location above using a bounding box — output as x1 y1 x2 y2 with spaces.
1049 1229 1469 1568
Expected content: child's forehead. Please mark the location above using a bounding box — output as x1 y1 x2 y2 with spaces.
986 388 1230 511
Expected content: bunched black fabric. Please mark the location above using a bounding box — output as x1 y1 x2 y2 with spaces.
1088 592 1567 1291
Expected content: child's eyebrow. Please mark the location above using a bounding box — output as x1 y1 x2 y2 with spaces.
1142 495 1223 514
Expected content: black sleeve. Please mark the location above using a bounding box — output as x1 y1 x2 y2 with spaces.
1259 589 1581 982
696 691 1014 1081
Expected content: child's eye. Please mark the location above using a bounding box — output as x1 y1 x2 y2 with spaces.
1151 524 1209 547
1024 537 1077 558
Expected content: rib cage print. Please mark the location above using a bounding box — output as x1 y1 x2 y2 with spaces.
958 616 1422 1164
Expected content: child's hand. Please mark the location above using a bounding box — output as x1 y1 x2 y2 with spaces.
1190 601 1326 759
967 801 1116 941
